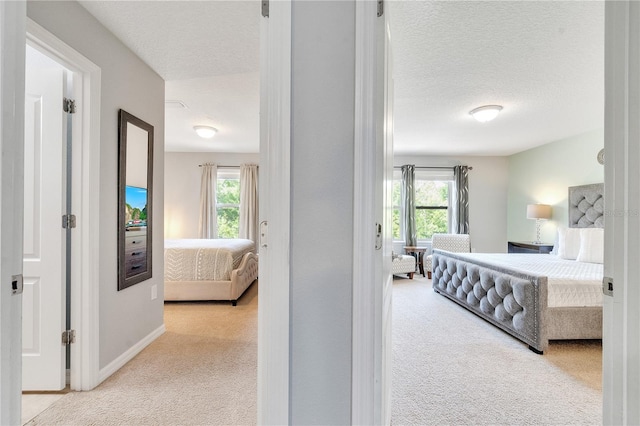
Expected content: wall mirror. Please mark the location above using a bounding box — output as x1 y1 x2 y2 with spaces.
118 109 154 291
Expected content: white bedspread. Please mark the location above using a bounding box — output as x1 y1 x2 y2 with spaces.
447 253 603 308
164 239 255 281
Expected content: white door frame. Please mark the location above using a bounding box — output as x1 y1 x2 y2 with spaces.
0 1 26 423
258 1 388 423
603 2 640 424
26 19 101 392
352 1 389 424
257 1 292 424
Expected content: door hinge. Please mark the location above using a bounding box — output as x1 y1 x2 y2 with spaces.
63 98 76 114
375 223 382 250
603 276 614 297
62 330 76 345
377 0 383 17
62 214 76 229
259 220 268 248
261 0 269 17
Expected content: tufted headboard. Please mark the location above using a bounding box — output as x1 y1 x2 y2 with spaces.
568 183 604 228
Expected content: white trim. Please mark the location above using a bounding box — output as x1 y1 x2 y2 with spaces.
257 1 292 424
98 325 165 384
603 2 640 424
382 18 394 425
352 1 382 425
26 19 102 392
0 2 26 424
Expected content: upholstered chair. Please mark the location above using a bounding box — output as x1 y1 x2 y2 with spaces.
392 253 416 279
425 234 471 279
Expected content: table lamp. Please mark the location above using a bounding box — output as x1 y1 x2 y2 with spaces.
526 204 552 244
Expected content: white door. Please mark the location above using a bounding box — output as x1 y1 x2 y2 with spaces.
603 2 640 423
0 1 26 424
22 45 66 391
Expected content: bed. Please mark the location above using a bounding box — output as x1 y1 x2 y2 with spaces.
164 238 259 305
432 183 604 353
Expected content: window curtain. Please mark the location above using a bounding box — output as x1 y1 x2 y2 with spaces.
239 164 259 249
453 165 470 234
401 164 417 246
198 163 218 239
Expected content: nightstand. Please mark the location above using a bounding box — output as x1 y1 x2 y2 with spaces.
404 246 427 277
507 241 554 254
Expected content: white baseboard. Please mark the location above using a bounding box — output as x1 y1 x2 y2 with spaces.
97 324 166 385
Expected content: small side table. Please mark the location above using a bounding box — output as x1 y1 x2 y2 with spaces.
404 246 427 277
507 241 554 254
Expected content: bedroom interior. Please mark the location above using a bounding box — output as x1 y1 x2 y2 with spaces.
16 0 610 424
163 158 259 305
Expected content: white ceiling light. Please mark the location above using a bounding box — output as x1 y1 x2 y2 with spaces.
193 125 218 139
469 105 503 123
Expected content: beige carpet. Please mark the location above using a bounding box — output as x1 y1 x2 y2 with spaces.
391 274 602 425
28 275 602 425
28 281 258 426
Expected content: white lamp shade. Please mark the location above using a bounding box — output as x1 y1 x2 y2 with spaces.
526 204 552 220
194 125 217 139
469 105 503 123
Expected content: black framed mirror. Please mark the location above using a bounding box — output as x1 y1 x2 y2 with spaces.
118 109 154 291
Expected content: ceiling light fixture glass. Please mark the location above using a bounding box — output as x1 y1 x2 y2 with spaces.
469 105 503 123
193 125 218 139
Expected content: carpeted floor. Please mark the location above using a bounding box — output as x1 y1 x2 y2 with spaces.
391 274 602 425
27 281 259 426
27 275 602 425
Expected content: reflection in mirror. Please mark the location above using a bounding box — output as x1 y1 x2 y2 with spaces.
118 109 154 291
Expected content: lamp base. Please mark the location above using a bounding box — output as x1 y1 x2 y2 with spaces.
534 219 542 245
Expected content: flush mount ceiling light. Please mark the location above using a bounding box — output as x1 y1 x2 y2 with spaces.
193 125 218 139
469 105 503 123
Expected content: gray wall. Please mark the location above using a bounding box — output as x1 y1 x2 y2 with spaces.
507 129 604 243
27 1 165 369
164 152 259 239
394 155 509 253
290 1 355 423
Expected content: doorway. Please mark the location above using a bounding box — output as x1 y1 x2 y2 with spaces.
23 19 102 396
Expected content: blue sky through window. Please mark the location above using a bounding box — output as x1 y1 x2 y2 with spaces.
126 185 147 210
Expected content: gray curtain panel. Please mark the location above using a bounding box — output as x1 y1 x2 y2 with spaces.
198 163 218 238
453 165 469 234
239 164 259 250
401 164 417 246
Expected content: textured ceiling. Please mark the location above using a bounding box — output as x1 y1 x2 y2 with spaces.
164 72 259 152
78 1 604 156
389 1 605 156
80 1 259 80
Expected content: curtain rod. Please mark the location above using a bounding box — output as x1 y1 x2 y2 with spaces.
393 166 473 170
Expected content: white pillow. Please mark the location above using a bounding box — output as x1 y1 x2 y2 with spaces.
576 228 604 264
549 230 560 255
556 228 581 260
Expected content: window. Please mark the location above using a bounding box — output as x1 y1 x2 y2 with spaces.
217 168 240 238
393 169 453 241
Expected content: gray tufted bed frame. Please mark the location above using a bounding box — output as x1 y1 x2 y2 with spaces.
432 183 604 354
